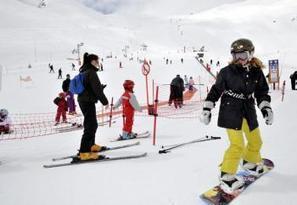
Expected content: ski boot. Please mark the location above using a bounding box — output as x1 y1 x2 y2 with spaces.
130 132 138 139
75 152 106 162
219 172 245 194
242 160 264 177
119 131 136 140
91 144 108 152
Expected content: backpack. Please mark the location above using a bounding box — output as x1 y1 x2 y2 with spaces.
53 97 61 105
69 73 85 95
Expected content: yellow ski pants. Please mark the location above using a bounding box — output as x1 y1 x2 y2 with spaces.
221 119 263 174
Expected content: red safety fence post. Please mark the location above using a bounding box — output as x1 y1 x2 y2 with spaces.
281 80 286 102
153 86 159 146
152 79 155 104
109 97 114 127
145 75 150 108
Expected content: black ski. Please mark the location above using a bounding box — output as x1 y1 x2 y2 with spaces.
44 152 147 168
52 141 141 161
159 136 221 154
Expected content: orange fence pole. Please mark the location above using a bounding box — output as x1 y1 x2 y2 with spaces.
153 86 159 146
109 97 114 127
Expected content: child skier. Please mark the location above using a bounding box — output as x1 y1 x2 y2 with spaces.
0 109 12 134
188 76 195 92
113 80 142 140
200 39 273 194
54 92 67 125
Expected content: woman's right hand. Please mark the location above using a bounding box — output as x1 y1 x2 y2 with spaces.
200 109 212 125
200 101 214 125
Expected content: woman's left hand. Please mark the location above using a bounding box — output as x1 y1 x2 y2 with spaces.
263 108 273 125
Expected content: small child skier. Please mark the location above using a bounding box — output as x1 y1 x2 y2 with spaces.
188 76 195 92
113 80 142 140
0 109 12 134
54 92 67 125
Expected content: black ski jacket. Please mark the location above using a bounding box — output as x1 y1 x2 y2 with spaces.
62 79 70 92
206 63 270 131
171 76 185 90
77 64 108 105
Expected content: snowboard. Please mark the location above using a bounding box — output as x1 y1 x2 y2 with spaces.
200 158 274 205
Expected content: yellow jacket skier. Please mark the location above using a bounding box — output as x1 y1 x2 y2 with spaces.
200 39 273 194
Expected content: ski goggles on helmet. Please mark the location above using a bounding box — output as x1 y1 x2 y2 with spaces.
232 51 253 61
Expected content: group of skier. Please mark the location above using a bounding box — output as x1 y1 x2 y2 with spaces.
6 38 269 196
183 75 195 91
53 73 77 125
169 74 195 108
48 63 63 79
72 38 274 196
0 36 278 199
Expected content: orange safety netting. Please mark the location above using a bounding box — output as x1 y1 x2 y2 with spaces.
0 85 208 141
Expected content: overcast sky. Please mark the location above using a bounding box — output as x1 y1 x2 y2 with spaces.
80 0 245 15
80 0 142 14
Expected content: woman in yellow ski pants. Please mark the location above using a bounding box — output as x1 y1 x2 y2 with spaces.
200 38 273 193
221 118 262 174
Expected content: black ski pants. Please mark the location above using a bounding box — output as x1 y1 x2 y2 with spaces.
79 101 98 152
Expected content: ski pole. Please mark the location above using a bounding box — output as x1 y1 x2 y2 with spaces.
160 136 207 149
159 136 221 154
109 97 114 127
160 135 220 149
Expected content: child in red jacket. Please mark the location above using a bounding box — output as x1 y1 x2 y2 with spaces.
54 92 67 125
113 80 142 140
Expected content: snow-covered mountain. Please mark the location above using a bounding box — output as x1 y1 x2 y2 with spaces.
1 0 296 67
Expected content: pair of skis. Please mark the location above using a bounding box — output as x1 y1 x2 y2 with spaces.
44 131 151 168
44 141 146 168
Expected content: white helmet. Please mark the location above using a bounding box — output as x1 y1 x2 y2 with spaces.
0 109 8 117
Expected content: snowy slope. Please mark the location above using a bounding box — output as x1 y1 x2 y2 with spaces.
0 0 297 205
